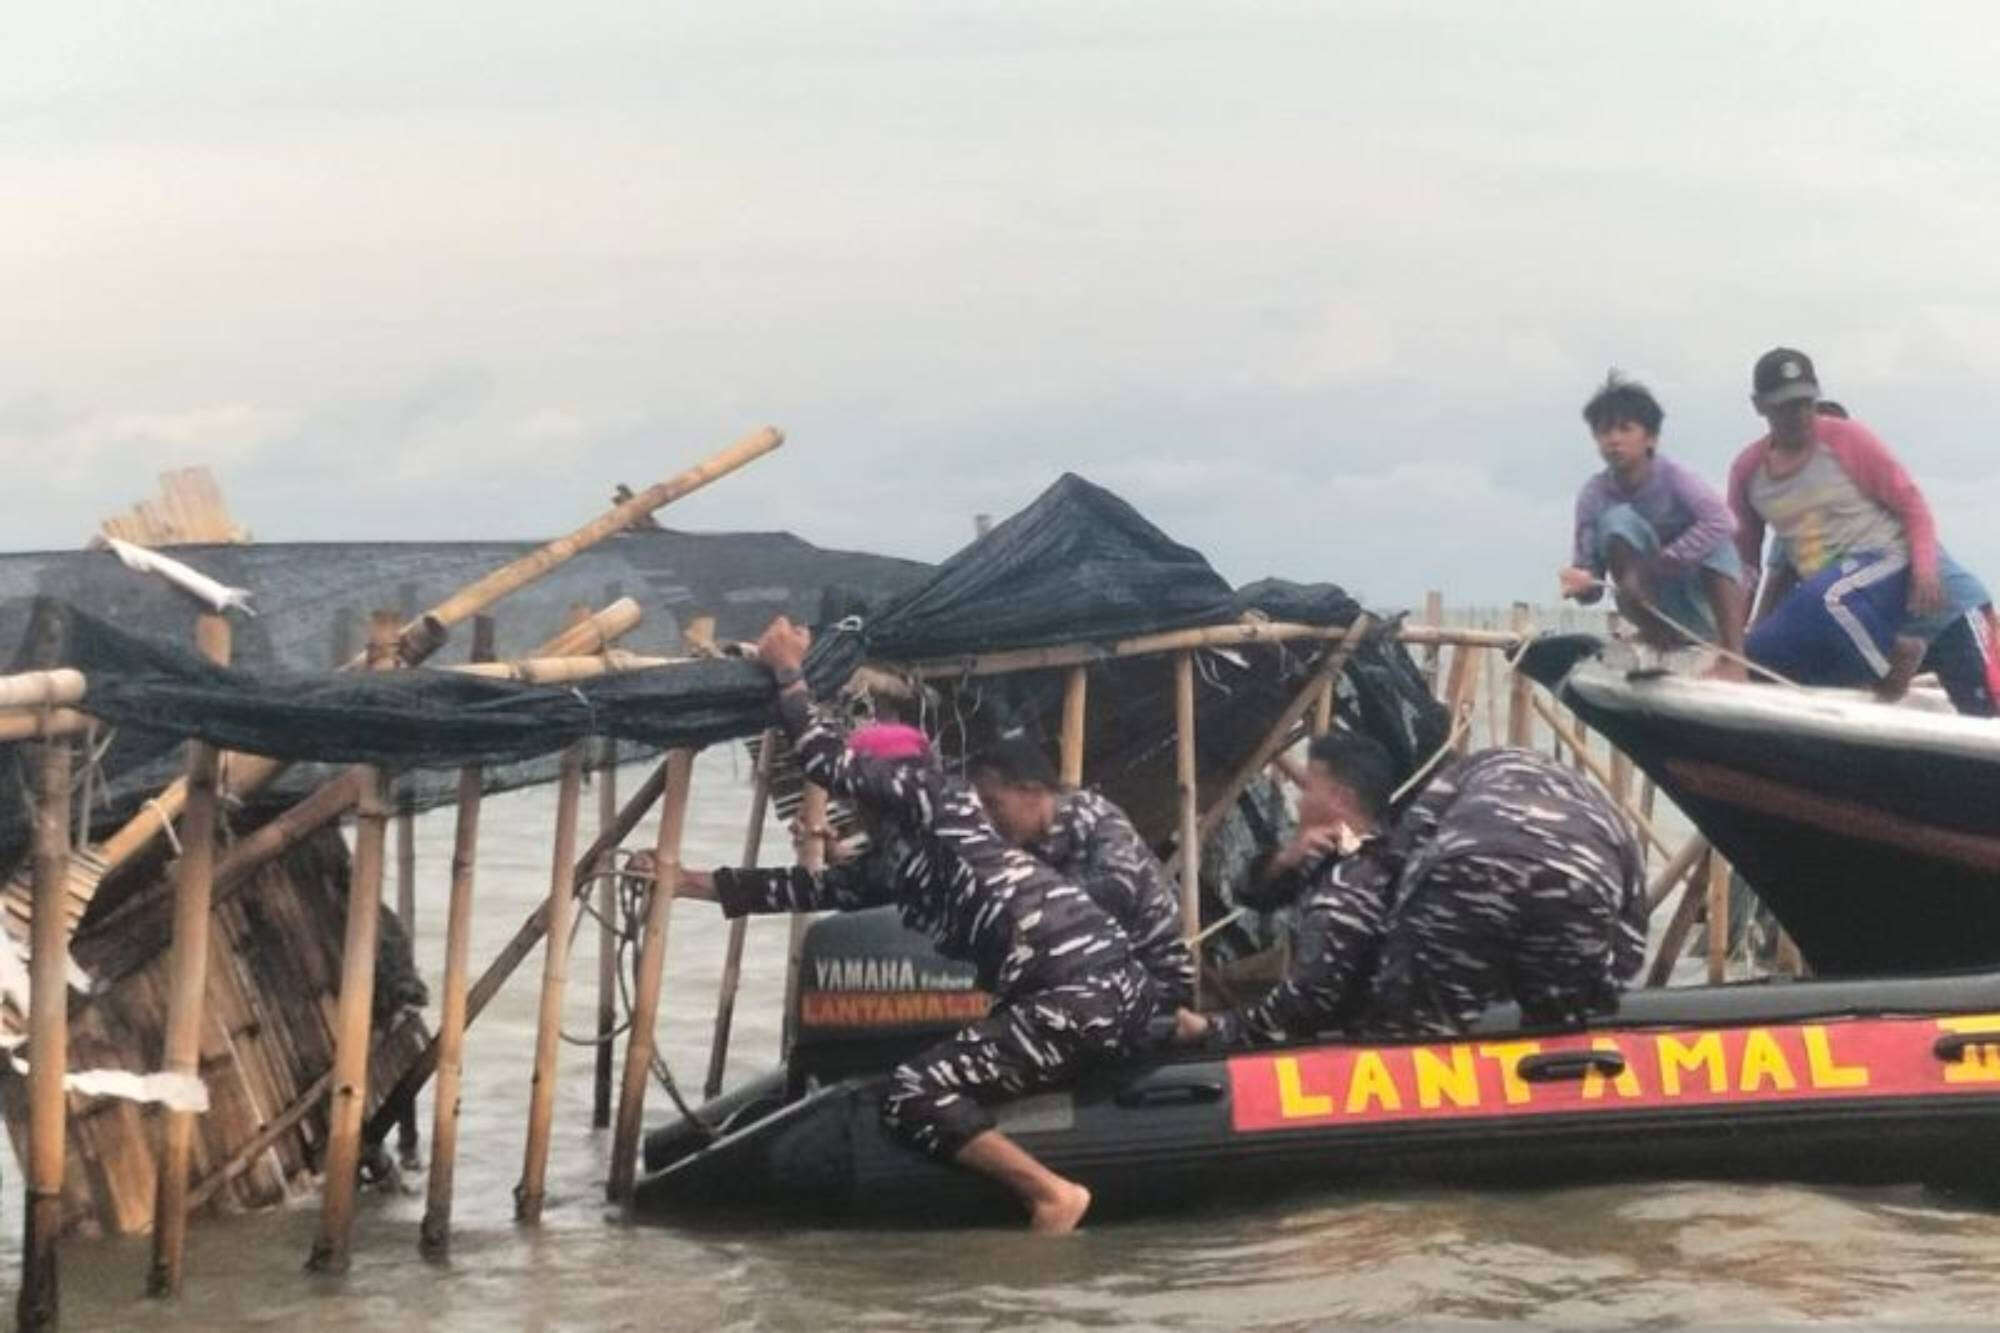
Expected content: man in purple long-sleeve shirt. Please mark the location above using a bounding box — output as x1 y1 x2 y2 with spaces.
1558 373 1746 675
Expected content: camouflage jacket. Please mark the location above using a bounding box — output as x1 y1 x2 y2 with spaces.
1029 789 1195 1008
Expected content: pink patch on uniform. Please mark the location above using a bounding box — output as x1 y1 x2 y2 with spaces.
849 723 933 763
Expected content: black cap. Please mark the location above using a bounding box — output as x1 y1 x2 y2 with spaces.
1752 347 1819 407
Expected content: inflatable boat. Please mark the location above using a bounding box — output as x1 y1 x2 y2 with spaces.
635 908 2000 1223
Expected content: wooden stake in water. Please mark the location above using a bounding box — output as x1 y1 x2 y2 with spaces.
514 732 587 1224
147 611 232 1298
592 735 620 1130
1174 651 1202 1004
705 731 777 1098
305 611 398 1275
608 749 696 1201
19 612 73 1332
419 615 493 1260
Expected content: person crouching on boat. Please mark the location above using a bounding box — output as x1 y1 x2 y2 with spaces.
1173 734 1646 1046
1557 372 1747 679
679 617 1156 1233
968 730 1196 1009
1728 347 1999 713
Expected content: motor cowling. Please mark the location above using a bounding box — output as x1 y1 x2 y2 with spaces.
788 907 987 1091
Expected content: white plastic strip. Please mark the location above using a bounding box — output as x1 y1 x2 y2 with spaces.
104 537 255 617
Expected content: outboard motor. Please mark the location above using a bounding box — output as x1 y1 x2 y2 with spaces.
789 907 985 1094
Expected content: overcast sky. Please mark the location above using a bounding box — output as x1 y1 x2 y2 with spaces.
7 2 2000 607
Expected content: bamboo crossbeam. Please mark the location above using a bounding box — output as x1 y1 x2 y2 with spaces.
420 616 493 1259
305 614 397 1275
450 650 672 684
361 757 673 1148
0 708 91 743
706 731 777 1099
514 736 585 1224
608 749 696 1202
891 620 1519 680
146 613 230 1299
0 668 85 710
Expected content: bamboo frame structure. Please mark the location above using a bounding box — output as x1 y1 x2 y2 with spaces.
419 616 493 1259
146 612 231 1298
304 613 398 1275
39 420 773 940
705 730 777 1099
608 749 696 1202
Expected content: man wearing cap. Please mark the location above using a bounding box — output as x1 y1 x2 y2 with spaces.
1727 348 1988 705
678 617 1155 1233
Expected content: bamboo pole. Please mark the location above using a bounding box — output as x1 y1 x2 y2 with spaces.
419 429 780 641
1166 618 1373 875
1646 835 1711 914
304 612 398 1275
608 749 696 1202
0 667 85 710
1059 667 1088 787
514 732 585 1224
1706 849 1730 985
0 707 91 743
450 650 670 683
1506 602 1534 747
1530 696 1676 865
779 781 827 1060
54 419 758 915
1646 870 1707 988
18 620 73 1332
1174 652 1201 1003
419 616 493 1260
362 758 672 1147
1440 642 1480 755
705 731 777 1099
591 735 620 1130
146 612 231 1299
896 620 1519 680
1776 929 1807 978
1422 590 1444 692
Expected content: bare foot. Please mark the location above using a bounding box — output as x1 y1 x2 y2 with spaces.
1029 1180 1092 1234
1702 659 1749 683
1875 636 1926 702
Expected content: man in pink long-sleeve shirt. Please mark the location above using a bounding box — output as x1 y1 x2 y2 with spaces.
1728 347 1949 698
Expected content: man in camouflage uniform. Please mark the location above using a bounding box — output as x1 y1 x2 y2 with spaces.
682 618 1155 1232
1183 733 1646 1046
969 732 1195 1008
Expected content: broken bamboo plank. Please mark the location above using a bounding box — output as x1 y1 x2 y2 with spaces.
146 611 231 1299
18 623 73 1333
705 730 777 1099
419 616 492 1259
514 732 585 1224
608 749 696 1202
304 612 397 1275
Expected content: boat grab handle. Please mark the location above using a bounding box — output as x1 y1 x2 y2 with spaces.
1933 1032 2000 1062
1518 1050 1626 1083
1115 1079 1226 1109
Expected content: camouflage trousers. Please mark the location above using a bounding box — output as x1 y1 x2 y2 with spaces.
882 963 1157 1158
1369 852 1645 1036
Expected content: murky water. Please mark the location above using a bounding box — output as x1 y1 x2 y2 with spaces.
11 746 2000 1329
